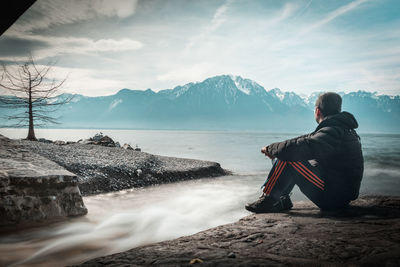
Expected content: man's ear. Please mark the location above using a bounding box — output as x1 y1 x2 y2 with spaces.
315 107 322 117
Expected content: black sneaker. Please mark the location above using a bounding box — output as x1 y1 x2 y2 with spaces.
245 195 293 213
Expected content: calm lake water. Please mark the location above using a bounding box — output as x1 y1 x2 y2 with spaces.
0 128 399 266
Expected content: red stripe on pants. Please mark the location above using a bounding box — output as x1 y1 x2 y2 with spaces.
292 162 325 187
289 162 324 190
263 161 283 194
264 161 287 195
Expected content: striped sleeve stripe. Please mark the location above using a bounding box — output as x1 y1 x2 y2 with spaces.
265 161 287 195
292 162 325 188
289 162 324 190
263 161 283 194
297 162 325 185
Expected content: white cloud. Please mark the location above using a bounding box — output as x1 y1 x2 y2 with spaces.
267 3 298 26
0 64 124 96
0 35 143 61
90 38 143 52
210 0 233 32
186 0 233 50
2 0 398 97
94 0 137 18
8 0 138 34
157 63 213 85
300 0 369 35
28 65 128 96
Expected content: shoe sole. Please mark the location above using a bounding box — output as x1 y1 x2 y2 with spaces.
245 205 293 214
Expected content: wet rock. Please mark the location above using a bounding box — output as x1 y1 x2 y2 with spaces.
96 136 115 147
38 138 52 143
77 196 400 266
54 140 66 145
227 252 236 258
91 132 104 142
0 135 87 228
122 143 134 150
81 139 94 145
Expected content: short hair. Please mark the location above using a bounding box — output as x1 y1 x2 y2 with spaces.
315 92 342 116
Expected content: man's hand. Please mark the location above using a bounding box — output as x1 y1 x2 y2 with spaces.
261 146 275 159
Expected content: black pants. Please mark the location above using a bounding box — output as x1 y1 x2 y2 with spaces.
262 159 349 210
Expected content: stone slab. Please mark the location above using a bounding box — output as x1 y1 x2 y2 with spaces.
0 135 87 227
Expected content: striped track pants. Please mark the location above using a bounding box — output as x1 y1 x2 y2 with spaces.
262 159 326 207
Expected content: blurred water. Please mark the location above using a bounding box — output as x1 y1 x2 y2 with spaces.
0 175 264 266
0 129 399 266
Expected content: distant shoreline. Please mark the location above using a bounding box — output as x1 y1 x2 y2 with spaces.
1 127 399 136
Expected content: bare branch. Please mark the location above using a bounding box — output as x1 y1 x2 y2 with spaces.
1 63 20 81
0 96 27 108
17 68 28 91
0 122 29 128
1 112 29 128
8 114 29 120
31 65 51 89
30 56 54 86
0 65 27 91
0 55 69 137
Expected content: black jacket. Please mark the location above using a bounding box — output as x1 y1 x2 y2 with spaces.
266 111 364 202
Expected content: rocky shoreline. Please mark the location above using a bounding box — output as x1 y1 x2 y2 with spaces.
17 136 228 196
0 135 87 227
0 133 227 228
77 195 400 266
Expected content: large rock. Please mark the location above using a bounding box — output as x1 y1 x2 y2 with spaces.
89 132 116 147
77 196 400 266
0 135 87 228
122 143 134 150
91 132 104 142
97 136 115 147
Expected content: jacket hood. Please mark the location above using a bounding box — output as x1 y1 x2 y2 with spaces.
317 111 359 130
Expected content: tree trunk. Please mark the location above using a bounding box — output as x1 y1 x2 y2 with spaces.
27 115 36 140
26 86 36 141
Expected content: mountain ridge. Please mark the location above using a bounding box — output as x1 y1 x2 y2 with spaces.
0 75 399 133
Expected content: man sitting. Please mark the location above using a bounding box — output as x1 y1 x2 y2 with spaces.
246 92 364 213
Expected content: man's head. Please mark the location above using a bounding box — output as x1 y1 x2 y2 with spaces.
314 92 342 124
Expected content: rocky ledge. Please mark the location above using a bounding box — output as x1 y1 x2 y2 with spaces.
18 139 228 196
0 135 87 228
78 195 400 266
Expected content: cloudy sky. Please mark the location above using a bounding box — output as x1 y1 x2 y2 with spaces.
0 0 399 96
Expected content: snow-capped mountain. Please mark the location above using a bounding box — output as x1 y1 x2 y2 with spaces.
269 88 308 107
1 75 399 132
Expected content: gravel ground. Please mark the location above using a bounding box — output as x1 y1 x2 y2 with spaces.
18 140 228 196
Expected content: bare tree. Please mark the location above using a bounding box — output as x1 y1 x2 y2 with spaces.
0 56 71 140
